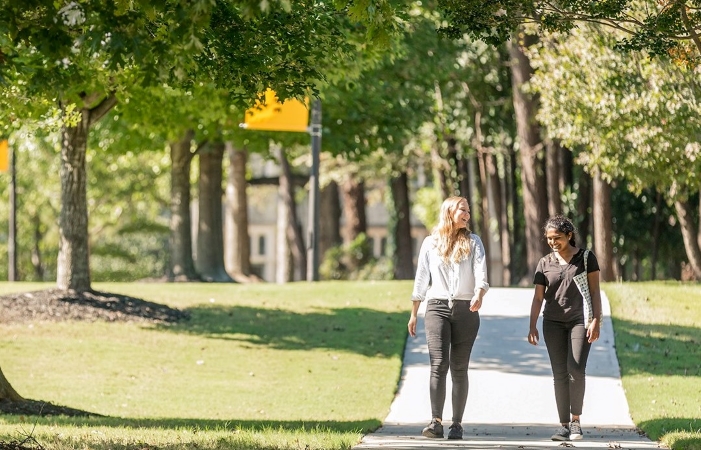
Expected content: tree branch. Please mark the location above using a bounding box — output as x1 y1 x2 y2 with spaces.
80 91 101 106
88 94 118 127
534 0 701 45
679 1 701 56
192 140 209 156
537 1 643 35
460 81 481 110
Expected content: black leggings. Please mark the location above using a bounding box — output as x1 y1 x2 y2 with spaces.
542 318 592 424
424 299 480 423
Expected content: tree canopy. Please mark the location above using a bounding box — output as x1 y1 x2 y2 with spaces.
529 26 701 195
437 0 701 62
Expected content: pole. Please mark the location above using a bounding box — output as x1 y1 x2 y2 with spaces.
8 142 17 281
306 98 321 281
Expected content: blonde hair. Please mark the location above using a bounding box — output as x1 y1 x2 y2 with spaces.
432 196 472 264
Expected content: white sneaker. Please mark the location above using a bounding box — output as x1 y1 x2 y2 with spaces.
569 421 583 440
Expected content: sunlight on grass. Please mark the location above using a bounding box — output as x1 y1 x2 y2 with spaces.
0 423 363 450
0 281 413 450
605 282 701 450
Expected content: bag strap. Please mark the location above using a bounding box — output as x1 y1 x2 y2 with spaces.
583 249 589 274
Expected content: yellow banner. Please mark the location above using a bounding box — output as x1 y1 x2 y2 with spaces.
0 140 8 173
243 89 309 133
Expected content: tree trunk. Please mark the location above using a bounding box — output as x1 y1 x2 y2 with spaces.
225 143 251 280
509 146 526 281
546 140 562 216
445 137 460 196
651 190 663 280
476 151 491 262
197 142 232 282
499 151 512 286
698 193 701 253
390 172 414 280
509 33 550 275
169 130 199 281
593 172 615 281
456 155 472 206
482 152 507 286
57 95 117 291
559 146 573 193
340 176 367 244
487 153 506 285
576 169 592 244
431 146 451 200
0 366 24 402
32 215 45 280
674 198 701 279
276 184 290 283
58 111 90 290
319 180 342 260
478 151 506 286
465 154 480 233
275 146 306 281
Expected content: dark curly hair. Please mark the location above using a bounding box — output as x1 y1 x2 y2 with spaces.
543 215 577 247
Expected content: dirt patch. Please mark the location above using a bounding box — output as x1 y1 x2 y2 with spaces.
0 434 45 450
0 289 189 324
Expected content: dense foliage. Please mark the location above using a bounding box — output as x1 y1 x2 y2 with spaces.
437 0 701 63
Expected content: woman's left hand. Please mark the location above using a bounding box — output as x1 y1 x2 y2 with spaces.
469 295 483 312
586 319 601 343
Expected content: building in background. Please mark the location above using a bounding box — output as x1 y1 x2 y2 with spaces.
243 155 428 282
245 185 428 282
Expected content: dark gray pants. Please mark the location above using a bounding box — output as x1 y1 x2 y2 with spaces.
542 318 592 424
424 299 480 423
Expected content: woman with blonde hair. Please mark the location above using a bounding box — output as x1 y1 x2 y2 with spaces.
408 196 489 440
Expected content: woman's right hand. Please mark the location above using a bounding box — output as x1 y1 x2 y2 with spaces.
408 315 418 337
527 327 539 346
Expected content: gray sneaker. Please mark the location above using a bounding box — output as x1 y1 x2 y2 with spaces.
422 418 444 438
551 425 570 441
569 421 583 440
448 422 463 440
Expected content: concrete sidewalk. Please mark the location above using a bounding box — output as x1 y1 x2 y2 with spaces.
354 288 661 450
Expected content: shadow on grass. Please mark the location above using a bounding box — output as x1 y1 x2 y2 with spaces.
611 318 701 377
0 399 100 417
0 414 381 434
156 304 407 358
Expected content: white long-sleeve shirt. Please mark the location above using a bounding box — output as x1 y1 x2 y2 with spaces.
411 234 490 302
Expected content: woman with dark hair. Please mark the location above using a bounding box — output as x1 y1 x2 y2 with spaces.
527 215 602 441
408 196 489 440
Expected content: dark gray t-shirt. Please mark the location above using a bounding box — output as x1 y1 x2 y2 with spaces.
533 248 600 323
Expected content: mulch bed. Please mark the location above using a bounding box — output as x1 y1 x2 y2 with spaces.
0 435 45 450
0 288 190 418
0 288 190 324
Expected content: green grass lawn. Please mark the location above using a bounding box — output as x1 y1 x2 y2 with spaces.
0 281 413 450
3 280 699 450
605 282 701 450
